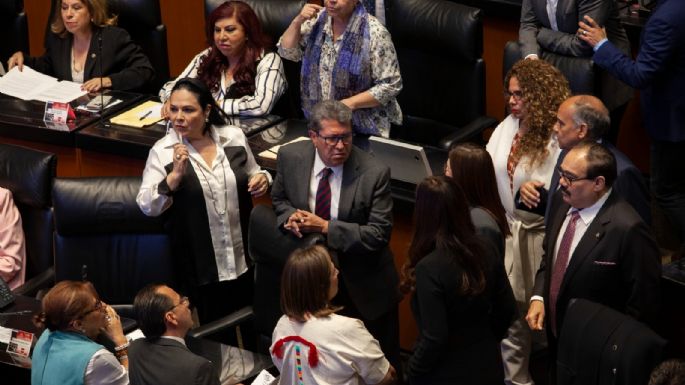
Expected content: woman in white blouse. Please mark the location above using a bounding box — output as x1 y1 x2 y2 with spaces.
271 245 396 385
137 77 270 323
486 59 570 385
160 1 286 118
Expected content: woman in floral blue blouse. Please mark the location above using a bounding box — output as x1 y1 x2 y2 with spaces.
278 0 402 139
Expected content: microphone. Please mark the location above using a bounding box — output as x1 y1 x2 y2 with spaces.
81 264 88 281
0 310 33 317
98 30 106 128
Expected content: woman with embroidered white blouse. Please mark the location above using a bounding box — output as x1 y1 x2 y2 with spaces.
271 245 396 385
159 1 286 119
137 77 270 324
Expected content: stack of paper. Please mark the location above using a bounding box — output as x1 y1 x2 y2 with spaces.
0 66 86 103
109 100 163 127
258 136 310 160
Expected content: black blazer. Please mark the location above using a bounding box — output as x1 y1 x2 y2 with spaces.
408 245 516 385
533 192 661 339
26 26 154 91
128 338 219 385
271 140 400 321
547 143 651 226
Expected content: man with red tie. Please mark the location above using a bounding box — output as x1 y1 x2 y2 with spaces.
525 142 660 349
271 100 401 374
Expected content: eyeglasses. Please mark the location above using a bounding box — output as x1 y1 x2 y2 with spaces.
80 299 104 318
504 90 524 101
167 296 190 312
315 132 354 146
557 166 595 186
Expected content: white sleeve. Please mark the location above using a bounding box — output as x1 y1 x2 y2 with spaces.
136 145 173 216
159 49 209 102
234 129 273 186
367 20 402 106
220 52 287 116
277 14 318 62
84 349 128 385
339 319 390 385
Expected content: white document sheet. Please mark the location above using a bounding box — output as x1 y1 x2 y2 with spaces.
0 66 86 103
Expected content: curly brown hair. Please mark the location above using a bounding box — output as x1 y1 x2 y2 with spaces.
505 59 570 169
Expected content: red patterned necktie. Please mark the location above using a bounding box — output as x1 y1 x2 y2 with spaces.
315 168 333 220
550 210 581 335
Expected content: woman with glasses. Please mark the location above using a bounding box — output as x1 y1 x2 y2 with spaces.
485 59 570 384
32 280 129 385
160 1 286 119
137 77 270 325
271 245 396 385
401 176 515 385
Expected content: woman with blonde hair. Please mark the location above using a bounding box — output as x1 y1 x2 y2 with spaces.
271 245 396 385
486 58 570 384
8 0 153 92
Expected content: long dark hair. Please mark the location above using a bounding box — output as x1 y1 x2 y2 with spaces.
448 143 511 237
170 77 227 133
198 1 271 97
401 176 486 296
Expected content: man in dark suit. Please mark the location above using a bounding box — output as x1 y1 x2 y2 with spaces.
129 284 219 385
271 100 401 373
525 142 660 347
519 0 631 142
579 0 685 253
521 95 650 225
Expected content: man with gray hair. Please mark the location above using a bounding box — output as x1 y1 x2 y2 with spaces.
520 95 650 225
271 99 402 374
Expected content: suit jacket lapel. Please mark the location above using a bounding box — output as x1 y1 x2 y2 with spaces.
337 148 362 221
560 193 614 294
84 28 101 80
295 146 316 210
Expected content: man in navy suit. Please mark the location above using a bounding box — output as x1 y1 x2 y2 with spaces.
578 0 685 251
525 142 660 348
520 95 650 225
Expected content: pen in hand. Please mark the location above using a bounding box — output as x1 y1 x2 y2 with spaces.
139 110 152 121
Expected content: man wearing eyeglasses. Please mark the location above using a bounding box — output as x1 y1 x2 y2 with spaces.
525 142 659 355
520 95 650 225
129 284 219 385
271 99 401 376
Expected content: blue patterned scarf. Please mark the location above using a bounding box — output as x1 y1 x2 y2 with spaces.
301 2 377 135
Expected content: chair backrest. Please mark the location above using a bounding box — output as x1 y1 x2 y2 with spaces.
502 40 595 96
205 0 306 119
387 0 485 144
52 177 175 304
248 204 323 351
0 143 56 281
46 0 169 93
558 298 665 385
0 0 29 66
108 0 170 93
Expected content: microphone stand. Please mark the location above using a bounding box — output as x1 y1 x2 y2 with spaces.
98 30 107 128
